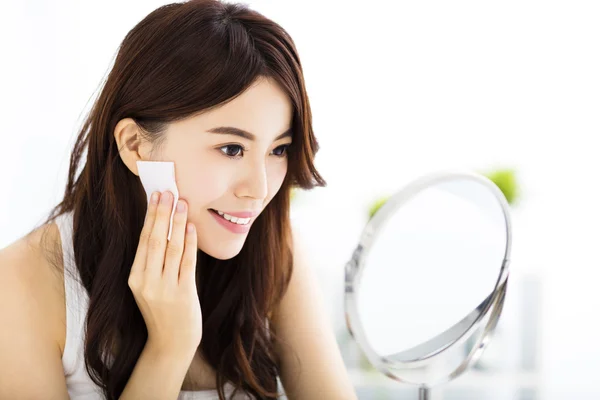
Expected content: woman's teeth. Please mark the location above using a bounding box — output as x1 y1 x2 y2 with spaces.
216 210 251 225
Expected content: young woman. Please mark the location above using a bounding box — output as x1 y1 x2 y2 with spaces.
0 1 357 399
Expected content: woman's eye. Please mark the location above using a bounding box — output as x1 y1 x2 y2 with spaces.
218 144 289 158
219 144 244 158
272 144 290 157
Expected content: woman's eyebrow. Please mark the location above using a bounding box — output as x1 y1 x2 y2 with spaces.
206 126 292 142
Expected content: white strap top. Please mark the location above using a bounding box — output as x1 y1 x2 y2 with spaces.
55 210 250 399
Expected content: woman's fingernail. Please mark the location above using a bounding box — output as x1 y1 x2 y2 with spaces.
161 191 171 204
177 200 186 213
151 192 159 204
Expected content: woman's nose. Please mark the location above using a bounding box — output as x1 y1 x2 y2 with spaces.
237 163 269 201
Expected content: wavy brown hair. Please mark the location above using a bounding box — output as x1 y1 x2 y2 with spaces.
31 1 325 399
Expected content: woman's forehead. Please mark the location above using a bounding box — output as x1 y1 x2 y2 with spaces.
171 79 293 142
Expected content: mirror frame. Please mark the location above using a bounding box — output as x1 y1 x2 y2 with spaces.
344 170 512 389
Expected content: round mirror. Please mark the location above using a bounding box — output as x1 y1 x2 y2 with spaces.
344 171 512 398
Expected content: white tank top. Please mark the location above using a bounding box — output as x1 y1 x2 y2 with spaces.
55 210 252 400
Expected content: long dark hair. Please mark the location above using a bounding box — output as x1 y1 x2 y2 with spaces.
31 1 325 398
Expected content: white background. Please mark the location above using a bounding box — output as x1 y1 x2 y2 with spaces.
1 1 599 398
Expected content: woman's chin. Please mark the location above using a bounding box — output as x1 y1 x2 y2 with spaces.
197 238 244 260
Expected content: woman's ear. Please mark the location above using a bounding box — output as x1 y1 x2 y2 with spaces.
114 118 151 176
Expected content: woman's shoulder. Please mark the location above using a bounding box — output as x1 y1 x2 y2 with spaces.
0 222 71 396
0 221 67 355
0 220 65 292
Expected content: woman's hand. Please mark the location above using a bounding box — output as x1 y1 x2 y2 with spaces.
128 190 202 357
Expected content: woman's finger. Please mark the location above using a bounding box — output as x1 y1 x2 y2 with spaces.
130 191 159 277
179 222 198 287
163 199 188 286
145 191 174 281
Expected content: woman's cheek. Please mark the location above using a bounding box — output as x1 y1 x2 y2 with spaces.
268 161 288 198
177 163 229 212
188 169 228 204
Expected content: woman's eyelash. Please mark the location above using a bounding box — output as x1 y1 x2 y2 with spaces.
219 144 246 158
218 144 291 159
271 144 290 157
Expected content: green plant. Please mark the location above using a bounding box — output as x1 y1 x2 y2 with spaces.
368 195 391 220
290 187 298 203
483 168 519 205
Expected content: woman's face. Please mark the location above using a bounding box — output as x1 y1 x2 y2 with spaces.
144 77 293 259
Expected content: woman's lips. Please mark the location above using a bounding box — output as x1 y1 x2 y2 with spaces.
208 209 253 234
213 209 260 218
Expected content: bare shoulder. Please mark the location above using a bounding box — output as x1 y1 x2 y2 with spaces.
0 221 67 356
0 220 65 299
0 222 70 397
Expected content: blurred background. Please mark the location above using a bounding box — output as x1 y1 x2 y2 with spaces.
1 1 599 399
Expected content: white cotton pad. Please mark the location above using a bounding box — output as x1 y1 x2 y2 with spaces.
136 160 180 241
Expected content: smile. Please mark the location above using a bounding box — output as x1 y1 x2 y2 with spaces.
208 209 257 234
213 210 251 225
